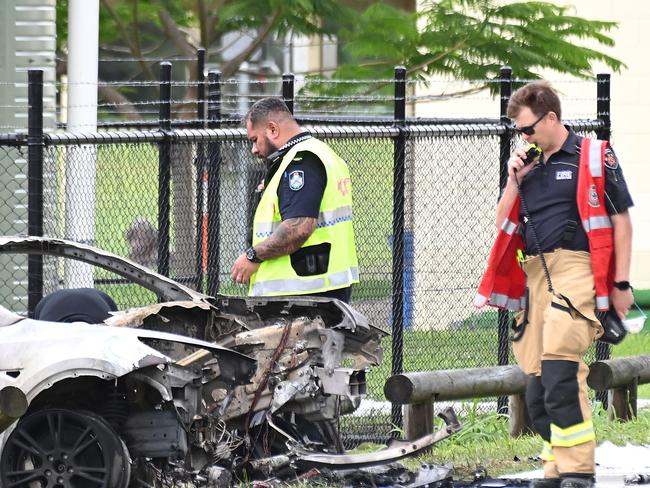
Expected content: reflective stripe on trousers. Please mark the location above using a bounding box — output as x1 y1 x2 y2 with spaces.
540 441 555 462
550 420 595 447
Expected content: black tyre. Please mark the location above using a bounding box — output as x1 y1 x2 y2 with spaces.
1 409 130 488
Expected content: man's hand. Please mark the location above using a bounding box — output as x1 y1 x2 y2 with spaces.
507 146 537 181
496 147 539 228
230 254 260 284
610 287 634 320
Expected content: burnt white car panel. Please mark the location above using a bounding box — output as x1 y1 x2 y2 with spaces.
0 236 456 487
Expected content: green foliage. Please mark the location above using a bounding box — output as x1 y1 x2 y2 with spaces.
216 0 355 38
58 0 353 66
310 0 624 98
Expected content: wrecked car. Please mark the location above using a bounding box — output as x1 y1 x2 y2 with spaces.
0 236 461 487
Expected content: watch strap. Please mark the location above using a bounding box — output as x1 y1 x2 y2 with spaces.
613 280 632 291
246 247 263 263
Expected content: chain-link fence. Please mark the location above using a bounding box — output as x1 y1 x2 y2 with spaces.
0 69 611 445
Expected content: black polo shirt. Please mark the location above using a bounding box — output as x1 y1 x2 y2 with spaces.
519 129 634 255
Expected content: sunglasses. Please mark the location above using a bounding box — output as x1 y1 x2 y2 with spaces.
513 112 548 136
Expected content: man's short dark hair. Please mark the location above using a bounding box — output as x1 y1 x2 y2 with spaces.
507 81 562 121
245 97 293 126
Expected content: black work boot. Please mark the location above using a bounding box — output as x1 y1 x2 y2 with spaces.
559 475 595 488
529 479 561 488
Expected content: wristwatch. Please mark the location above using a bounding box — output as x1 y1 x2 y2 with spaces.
613 280 632 291
245 247 263 264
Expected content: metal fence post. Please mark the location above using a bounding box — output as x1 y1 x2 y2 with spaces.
194 48 207 291
197 48 206 124
595 73 612 407
27 69 44 316
596 73 611 141
157 62 172 279
391 66 407 433
206 70 222 297
282 73 295 114
497 65 513 413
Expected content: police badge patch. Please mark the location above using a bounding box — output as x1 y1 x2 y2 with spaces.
605 148 618 169
288 170 304 191
588 184 600 207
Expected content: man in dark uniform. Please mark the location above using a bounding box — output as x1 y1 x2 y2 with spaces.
230 98 358 303
481 81 633 488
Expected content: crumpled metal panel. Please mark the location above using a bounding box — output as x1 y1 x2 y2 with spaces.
105 300 212 328
0 236 208 303
0 318 255 418
0 305 21 328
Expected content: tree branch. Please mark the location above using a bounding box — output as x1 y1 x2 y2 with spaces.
98 85 141 120
197 0 209 47
158 6 197 58
100 0 155 80
205 0 226 46
220 12 281 78
131 0 156 79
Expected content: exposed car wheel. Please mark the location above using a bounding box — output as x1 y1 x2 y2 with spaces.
1 409 130 488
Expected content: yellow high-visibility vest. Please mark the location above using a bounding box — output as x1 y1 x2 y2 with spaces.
249 137 359 296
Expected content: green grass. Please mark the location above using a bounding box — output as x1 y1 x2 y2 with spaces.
410 404 650 479
635 288 650 308
95 143 158 258
95 283 156 310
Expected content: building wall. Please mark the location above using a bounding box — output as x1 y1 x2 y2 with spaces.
0 0 56 313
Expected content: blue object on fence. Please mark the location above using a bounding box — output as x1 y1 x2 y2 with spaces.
388 230 414 330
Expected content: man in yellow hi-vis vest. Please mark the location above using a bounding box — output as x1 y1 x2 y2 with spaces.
230 97 359 303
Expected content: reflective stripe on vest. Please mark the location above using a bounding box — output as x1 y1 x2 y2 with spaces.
550 420 595 447
582 215 612 232
251 276 327 296
501 218 517 236
589 140 603 178
474 292 526 310
329 267 359 287
489 292 526 310
579 138 615 312
255 205 354 239
250 267 359 296
596 295 609 310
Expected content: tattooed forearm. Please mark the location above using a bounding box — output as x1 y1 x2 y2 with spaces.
255 217 317 260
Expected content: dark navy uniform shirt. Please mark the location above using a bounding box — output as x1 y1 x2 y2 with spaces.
519 129 634 255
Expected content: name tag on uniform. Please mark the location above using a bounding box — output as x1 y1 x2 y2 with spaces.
555 170 572 180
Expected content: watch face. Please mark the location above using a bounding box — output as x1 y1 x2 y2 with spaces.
246 248 259 262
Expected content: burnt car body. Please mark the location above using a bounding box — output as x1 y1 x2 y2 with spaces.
0 236 460 487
